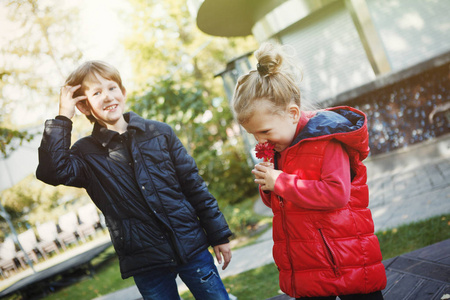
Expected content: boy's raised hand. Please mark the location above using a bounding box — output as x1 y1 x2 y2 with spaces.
252 162 282 191
59 85 87 119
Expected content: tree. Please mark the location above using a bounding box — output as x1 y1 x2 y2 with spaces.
124 0 259 204
0 0 85 232
0 0 83 155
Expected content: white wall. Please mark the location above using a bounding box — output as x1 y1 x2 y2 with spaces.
277 0 450 103
367 0 450 72
279 1 375 103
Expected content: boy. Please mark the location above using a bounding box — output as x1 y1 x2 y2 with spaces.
36 61 232 300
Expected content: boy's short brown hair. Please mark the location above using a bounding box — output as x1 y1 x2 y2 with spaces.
65 60 126 123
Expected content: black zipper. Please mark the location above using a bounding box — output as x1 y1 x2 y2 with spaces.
317 226 341 277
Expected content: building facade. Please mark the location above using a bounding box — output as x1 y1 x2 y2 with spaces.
192 0 450 155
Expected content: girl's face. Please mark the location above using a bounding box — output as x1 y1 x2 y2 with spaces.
242 99 300 152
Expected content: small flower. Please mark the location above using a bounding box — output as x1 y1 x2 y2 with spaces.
255 142 275 162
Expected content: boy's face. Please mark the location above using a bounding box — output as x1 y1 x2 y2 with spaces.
242 99 300 153
81 73 126 129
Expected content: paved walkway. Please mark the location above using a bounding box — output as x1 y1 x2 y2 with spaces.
97 134 450 300
0 237 112 299
0 233 112 294
364 134 450 232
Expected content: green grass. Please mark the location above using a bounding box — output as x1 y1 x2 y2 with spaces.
218 196 271 239
40 247 135 300
4 214 448 300
376 214 450 259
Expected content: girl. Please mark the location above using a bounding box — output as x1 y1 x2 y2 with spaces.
232 43 386 299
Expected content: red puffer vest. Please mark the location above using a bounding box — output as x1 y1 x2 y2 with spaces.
270 106 386 298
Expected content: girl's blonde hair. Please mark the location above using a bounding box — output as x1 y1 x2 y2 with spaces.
232 42 302 124
65 60 126 123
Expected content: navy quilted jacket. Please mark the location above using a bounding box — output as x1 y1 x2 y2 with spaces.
36 112 232 278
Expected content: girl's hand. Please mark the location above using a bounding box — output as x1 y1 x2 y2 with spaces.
59 85 87 119
253 162 274 180
252 163 282 191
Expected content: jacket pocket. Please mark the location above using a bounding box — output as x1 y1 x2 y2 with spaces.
127 218 168 254
107 217 125 256
317 225 341 277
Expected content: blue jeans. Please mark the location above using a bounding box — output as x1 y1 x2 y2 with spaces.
133 249 229 300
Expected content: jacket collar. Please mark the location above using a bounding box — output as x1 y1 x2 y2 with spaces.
92 111 146 147
275 107 368 169
291 108 364 146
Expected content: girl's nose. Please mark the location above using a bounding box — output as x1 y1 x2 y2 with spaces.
256 136 267 144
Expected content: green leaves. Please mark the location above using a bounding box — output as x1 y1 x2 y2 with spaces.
0 127 34 158
123 0 259 205
129 77 256 204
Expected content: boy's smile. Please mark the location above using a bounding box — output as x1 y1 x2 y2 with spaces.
81 73 128 132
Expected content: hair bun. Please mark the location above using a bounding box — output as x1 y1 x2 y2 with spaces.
256 63 269 76
254 43 283 77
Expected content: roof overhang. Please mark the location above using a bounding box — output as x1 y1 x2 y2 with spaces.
196 0 287 37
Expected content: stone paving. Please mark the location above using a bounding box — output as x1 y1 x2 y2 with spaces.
365 136 450 232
